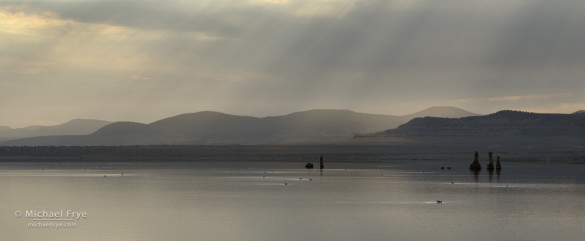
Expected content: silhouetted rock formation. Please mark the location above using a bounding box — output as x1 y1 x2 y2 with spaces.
469 151 482 171
320 155 324 169
487 152 495 170
305 163 314 169
496 156 502 170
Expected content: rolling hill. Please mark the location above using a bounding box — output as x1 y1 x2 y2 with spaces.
0 119 112 142
400 106 480 120
378 110 585 137
354 110 585 157
1 107 478 146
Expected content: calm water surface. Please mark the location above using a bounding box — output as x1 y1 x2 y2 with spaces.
1 160 584 241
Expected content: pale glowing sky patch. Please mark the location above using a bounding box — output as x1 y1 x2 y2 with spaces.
0 7 67 35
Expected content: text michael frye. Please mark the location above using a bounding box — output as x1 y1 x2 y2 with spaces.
15 209 88 229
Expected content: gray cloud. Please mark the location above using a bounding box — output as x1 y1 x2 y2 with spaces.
1 0 584 126
490 0 585 68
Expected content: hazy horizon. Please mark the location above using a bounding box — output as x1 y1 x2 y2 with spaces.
2 105 472 128
2 0 585 127
0 106 580 129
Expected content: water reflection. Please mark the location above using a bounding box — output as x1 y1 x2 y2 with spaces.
0 161 584 241
472 166 503 183
472 169 480 182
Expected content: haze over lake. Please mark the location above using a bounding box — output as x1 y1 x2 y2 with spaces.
2 0 585 240
2 160 584 241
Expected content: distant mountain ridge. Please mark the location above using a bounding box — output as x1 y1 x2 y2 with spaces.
401 106 480 120
378 110 585 137
349 110 585 156
0 119 112 142
1 107 478 146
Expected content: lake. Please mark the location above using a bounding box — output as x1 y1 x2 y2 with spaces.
1 160 584 241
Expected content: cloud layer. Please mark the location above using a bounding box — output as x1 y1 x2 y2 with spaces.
1 0 584 127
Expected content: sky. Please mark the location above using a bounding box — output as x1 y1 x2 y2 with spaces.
1 0 585 127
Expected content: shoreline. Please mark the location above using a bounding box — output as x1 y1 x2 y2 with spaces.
1 145 583 163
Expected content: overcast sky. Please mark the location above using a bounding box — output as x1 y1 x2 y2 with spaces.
1 0 584 127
